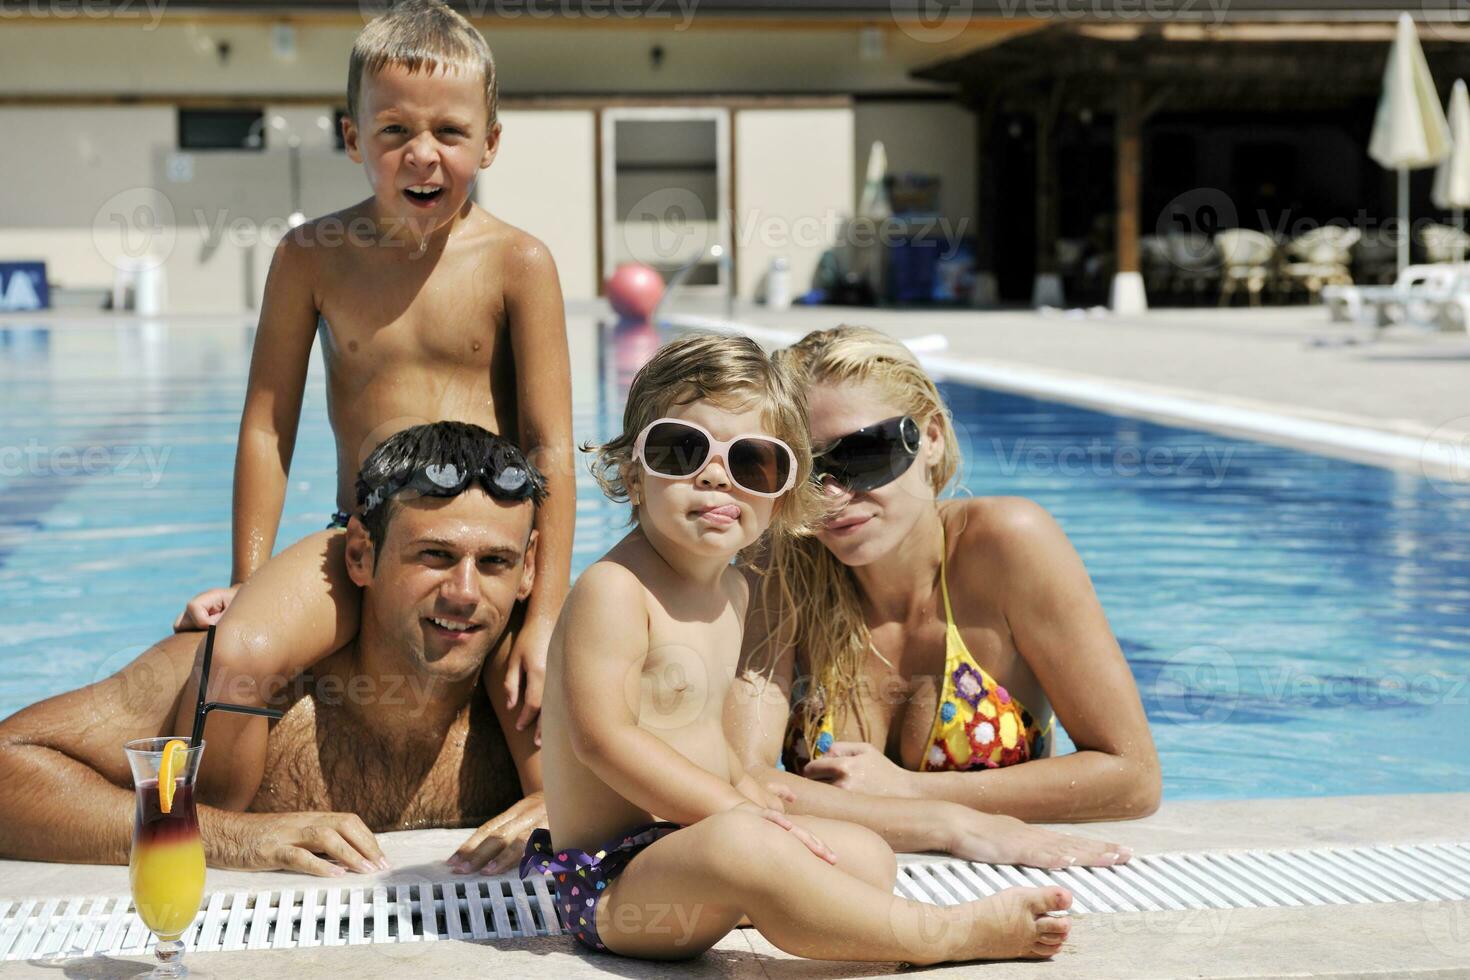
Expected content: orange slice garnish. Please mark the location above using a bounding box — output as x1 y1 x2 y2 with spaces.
157 739 189 813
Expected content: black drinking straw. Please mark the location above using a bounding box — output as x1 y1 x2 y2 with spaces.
189 624 283 747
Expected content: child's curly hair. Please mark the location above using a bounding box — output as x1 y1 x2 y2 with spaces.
584 333 827 546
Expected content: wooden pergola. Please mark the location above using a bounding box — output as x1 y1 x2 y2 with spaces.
914 21 1470 311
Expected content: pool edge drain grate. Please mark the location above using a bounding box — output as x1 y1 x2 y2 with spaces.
3 841 1468 960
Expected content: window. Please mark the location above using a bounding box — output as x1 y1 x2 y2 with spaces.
177 109 265 151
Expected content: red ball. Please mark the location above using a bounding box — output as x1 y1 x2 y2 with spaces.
605 263 666 323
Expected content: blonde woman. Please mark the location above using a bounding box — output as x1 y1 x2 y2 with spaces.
728 326 1159 866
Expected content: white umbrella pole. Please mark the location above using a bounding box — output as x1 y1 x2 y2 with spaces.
1398 167 1410 274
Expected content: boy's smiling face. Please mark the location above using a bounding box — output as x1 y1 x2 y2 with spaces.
343 61 499 234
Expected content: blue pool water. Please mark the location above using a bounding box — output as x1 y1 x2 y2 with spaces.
0 317 1466 801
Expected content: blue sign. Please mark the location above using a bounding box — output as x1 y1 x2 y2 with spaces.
0 262 49 312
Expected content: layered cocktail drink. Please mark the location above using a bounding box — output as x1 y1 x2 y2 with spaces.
125 738 206 979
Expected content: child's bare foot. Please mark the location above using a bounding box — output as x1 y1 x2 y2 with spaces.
947 808 1132 869
961 886 1072 960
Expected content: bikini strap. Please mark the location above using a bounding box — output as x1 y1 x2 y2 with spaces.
938 524 958 629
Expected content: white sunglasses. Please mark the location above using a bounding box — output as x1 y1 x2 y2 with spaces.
632 417 798 498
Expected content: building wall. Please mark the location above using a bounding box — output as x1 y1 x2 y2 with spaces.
0 105 601 310
0 17 1021 98
478 110 598 300
853 100 977 237
734 108 855 300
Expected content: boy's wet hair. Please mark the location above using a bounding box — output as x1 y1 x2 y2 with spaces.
584 333 826 543
355 421 545 554
348 0 498 129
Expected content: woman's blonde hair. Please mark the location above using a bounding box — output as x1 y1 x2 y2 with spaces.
585 333 826 548
759 325 962 753
348 0 498 128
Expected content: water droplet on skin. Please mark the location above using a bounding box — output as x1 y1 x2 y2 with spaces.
348 340 359 353
472 341 481 352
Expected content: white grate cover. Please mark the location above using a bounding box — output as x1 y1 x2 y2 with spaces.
4 842 1468 961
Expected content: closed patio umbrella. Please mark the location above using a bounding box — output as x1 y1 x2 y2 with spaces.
1432 79 1470 261
1369 12 1450 274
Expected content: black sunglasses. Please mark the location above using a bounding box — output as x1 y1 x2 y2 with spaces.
362 450 544 516
813 415 922 493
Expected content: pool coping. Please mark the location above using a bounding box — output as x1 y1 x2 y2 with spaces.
664 314 1466 483
3 794 1467 978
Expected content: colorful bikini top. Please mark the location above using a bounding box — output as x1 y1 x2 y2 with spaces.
784 530 1054 773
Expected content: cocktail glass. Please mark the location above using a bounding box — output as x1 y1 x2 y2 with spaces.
125 737 206 979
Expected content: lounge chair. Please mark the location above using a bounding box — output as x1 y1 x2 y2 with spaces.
1322 262 1470 331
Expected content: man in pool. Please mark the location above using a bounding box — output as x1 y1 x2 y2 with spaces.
0 422 545 877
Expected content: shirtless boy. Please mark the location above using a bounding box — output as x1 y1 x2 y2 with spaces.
180 0 572 736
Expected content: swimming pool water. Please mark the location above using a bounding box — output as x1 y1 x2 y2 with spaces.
0 317 1466 801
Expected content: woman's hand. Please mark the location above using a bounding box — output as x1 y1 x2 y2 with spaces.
801 741 920 798
446 792 547 876
729 801 837 864
939 803 1131 870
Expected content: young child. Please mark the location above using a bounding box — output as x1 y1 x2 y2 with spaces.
177 0 572 736
523 334 1072 964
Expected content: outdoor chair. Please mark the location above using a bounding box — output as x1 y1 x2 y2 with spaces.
1281 226 1359 302
1322 261 1470 333
1165 232 1220 302
1214 229 1276 306
1418 222 1470 265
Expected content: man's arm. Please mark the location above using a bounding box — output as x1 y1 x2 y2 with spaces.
175 531 362 811
501 236 574 729
0 634 195 864
232 232 319 583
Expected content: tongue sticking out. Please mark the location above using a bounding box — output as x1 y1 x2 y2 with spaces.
703 505 741 522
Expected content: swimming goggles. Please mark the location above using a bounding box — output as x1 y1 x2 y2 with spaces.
813 415 922 493
361 448 544 516
633 418 797 498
